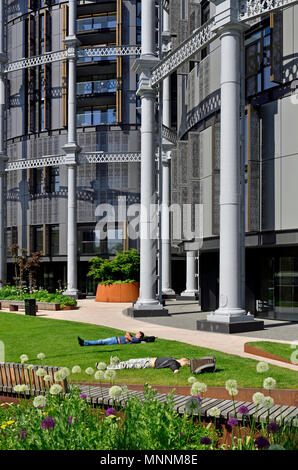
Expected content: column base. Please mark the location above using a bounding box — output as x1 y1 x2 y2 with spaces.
196 319 264 334
162 288 176 299
123 306 169 318
177 290 199 300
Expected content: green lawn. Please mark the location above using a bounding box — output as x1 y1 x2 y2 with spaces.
246 341 297 363
0 311 297 389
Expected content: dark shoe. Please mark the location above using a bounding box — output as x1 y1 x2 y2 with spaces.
190 356 216 374
78 336 85 347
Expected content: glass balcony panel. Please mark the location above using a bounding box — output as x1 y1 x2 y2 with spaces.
77 79 117 96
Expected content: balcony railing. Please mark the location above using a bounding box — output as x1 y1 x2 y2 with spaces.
77 108 117 126
77 79 117 96
77 16 117 32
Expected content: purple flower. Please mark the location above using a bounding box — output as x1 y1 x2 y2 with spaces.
41 417 55 430
267 422 280 434
238 405 249 415
227 418 238 427
80 393 87 399
254 436 270 450
200 437 212 446
17 430 27 441
2 432 6 437
106 407 116 417
192 395 203 403
68 416 74 425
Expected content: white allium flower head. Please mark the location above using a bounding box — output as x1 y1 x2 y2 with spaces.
110 356 120 365
96 362 107 371
185 397 201 415
54 369 67 382
20 354 28 363
13 385 23 393
72 366 81 374
37 353 46 361
60 367 71 377
263 396 274 408
104 370 117 380
44 375 52 383
225 379 238 391
188 376 197 384
228 388 239 397
33 395 47 408
108 385 123 400
209 406 220 418
94 370 105 380
263 377 277 390
85 367 95 376
256 362 269 373
191 381 207 395
50 384 63 395
36 368 46 377
26 364 34 371
252 392 265 405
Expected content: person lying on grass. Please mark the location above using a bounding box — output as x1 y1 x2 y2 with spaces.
78 331 144 346
96 356 216 374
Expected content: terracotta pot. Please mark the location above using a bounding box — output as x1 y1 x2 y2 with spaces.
95 282 140 303
62 305 74 310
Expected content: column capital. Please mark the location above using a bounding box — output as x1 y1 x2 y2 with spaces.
210 0 249 33
62 142 81 165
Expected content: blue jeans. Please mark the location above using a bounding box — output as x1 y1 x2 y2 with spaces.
84 336 118 346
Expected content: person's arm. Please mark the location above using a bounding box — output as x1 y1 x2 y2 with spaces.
125 332 133 342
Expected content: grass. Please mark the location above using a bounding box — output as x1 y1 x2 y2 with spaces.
246 341 297 363
0 311 297 389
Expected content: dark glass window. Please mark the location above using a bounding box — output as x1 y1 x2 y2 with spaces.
50 225 59 256
201 1 210 58
33 225 43 253
49 167 59 193
245 22 277 97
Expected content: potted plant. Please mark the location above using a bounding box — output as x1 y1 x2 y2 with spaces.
87 249 140 302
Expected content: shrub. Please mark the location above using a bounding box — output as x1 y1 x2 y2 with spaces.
87 249 140 284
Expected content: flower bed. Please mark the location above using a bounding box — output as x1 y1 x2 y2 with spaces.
0 356 297 450
0 286 77 310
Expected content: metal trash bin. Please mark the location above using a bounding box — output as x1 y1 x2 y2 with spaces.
25 299 36 316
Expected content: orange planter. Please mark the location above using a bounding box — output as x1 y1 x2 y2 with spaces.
95 282 140 303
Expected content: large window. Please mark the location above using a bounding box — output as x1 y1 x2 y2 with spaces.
33 225 43 253
78 224 124 255
50 225 59 256
245 20 278 97
77 79 117 96
77 106 116 126
77 14 117 32
30 167 59 194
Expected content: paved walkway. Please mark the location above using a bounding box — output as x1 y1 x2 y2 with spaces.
30 298 298 371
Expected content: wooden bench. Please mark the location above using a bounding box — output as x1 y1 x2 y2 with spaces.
77 384 298 425
0 362 68 396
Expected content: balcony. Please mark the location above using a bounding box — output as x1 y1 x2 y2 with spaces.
77 16 117 32
77 79 117 96
77 108 116 127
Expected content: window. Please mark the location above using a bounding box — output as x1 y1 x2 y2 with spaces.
77 13 117 32
77 106 116 126
245 20 278 97
30 167 59 194
7 227 18 251
49 167 59 193
136 1 141 44
77 79 117 96
50 225 59 256
33 226 43 253
201 1 210 59
78 224 124 255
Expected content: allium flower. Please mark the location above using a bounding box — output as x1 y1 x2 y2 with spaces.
208 406 220 418
238 405 249 415
227 418 238 427
54 370 67 382
94 370 105 380
200 437 212 445
72 365 81 374
104 370 116 381
43 375 52 383
263 377 277 390
96 362 107 371
254 436 270 450
36 368 46 377
15 384 29 394
60 367 71 377
26 364 34 371
263 396 274 408
37 353 45 361
67 416 75 425
20 354 28 364
41 417 55 430
85 367 95 376
106 407 116 417
185 397 202 415
256 362 269 373
121 385 128 394
110 356 120 365
108 385 123 400
190 381 207 395
252 392 265 405
13 385 23 393
267 422 280 434
80 393 87 399
49 384 63 395
33 395 47 409
228 388 239 397
225 379 238 391
188 376 197 384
